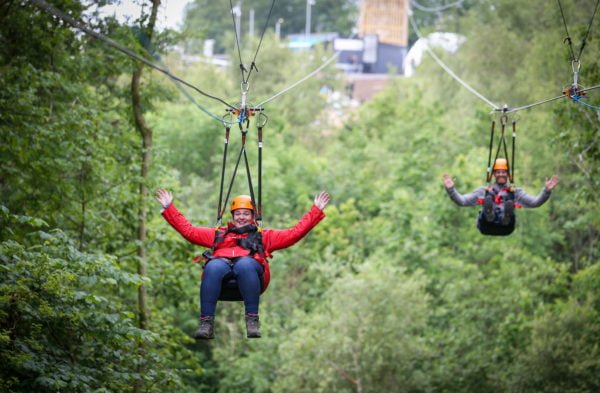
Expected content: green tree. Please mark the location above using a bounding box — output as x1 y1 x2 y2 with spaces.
0 207 181 393
274 265 431 393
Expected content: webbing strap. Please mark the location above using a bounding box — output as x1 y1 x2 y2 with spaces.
216 126 231 224
486 116 517 184
216 117 266 226
219 133 247 221
486 121 496 183
257 126 263 222
510 121 516 183
242 133 258 216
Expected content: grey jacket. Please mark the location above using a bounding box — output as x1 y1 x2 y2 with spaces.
445 183 552 208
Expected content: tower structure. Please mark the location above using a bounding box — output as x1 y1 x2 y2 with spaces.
358 0 409 46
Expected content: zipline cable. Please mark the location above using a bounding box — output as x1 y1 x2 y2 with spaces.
244 0 276 84
410 0 464 13
557 0 600 63
256 51 340 107
230 0 247 83
151 56 239 124
410 13 599 115
136 30 239 124
29 0 236 111
502 94 566 113
558 0 578 62
577 0 600 61
409 15 500 110
229 0 276 85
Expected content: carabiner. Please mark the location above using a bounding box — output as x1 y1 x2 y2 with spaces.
571 60 581 87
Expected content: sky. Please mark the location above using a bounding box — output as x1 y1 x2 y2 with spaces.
99 0 191 30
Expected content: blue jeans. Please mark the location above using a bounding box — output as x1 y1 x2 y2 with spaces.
200 257 264 316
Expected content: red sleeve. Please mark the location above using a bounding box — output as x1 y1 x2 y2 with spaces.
161 204 215 247
263 205 325 252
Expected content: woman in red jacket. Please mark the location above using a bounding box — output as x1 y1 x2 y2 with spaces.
155 189 329 339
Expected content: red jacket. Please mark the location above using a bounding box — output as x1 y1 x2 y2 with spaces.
161 204 326 292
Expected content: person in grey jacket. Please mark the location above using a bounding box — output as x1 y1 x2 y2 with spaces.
442 158 559 235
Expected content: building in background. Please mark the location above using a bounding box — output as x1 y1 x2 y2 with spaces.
331 0 409 102
356 0 409 74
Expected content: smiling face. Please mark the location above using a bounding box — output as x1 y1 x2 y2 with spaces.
494 169 508 185
232 208 254 228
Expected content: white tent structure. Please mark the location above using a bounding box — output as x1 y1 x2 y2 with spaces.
403 32 465 77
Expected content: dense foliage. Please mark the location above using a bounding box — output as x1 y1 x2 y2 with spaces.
1 0 598 392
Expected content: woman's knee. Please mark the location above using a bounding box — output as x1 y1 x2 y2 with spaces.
203 258 231 277
233 257 263 275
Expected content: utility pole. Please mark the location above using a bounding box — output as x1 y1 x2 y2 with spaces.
232 2 242 40
275 18 284 39
305 0 315 37
249 8 254 37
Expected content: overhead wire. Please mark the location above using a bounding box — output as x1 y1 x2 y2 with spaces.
408 15 500 110
558 0 578 62
138 34 240 125
230 0 247 82
409 7 599 115
410 0 464 13
31 0 342 122
577 0 600 60
229 0 275 86
29 0 236 111
245 0 276 84
256 51 340 107
558 0 600 63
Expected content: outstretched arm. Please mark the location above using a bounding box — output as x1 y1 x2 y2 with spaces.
442 174 483 206
265 192 328 252
516 175 559 208
156 188 214 247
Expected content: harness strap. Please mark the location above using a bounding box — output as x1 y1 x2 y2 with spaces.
486 114 516 184
203 225 265 262
257 122 265 223
510 121 516 183
216 124 231 224
476 187 521 208
486 121 495 183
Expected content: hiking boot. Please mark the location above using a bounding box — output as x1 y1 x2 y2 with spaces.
502 200 514 225
483 195 494 222
245 314 261 338
194 316 215 339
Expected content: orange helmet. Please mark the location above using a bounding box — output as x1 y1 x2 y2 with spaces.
493 158 509 171
230 195 254 212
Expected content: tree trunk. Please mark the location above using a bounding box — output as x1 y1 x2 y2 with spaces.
131 1 160 392
132 65 152 331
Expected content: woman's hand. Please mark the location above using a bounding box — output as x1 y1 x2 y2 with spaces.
314 191 330 211
155 188 173 208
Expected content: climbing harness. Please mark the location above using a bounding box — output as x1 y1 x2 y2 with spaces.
476 185 521 237
478 112 520 236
